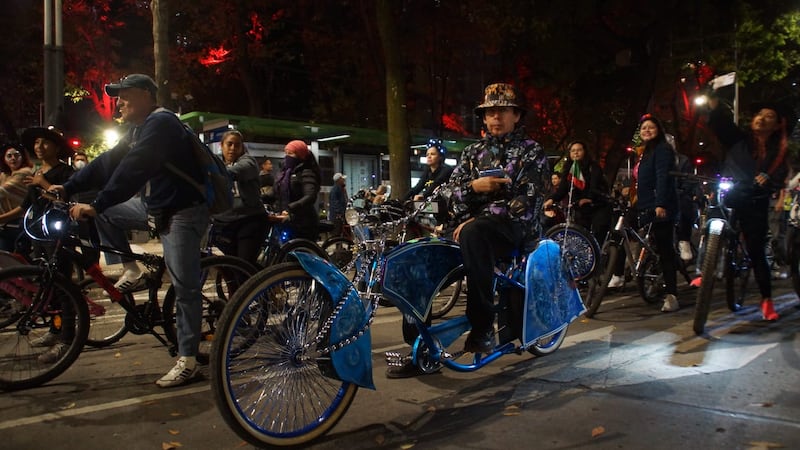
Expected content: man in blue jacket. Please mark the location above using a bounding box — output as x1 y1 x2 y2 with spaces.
53 74 209 387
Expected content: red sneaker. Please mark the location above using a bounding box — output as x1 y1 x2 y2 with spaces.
760 299 779 321
690 277 702 288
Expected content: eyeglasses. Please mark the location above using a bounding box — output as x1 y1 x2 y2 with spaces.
5 152 21 159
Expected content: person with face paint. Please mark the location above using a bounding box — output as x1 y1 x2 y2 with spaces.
273 140 321 241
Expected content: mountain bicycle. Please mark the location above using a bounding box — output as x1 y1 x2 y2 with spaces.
0 198 257 391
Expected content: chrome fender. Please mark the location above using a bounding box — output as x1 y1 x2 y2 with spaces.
292 252 374 389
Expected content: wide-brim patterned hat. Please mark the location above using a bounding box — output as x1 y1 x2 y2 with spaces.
474 83 526 117
21 126 74 161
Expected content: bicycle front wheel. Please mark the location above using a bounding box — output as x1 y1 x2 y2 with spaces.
694 232 723 335
162 255 257 363
321 236 355 269
0 266 89 391
636 251 664 304
544 223 600 281
211 262 358 447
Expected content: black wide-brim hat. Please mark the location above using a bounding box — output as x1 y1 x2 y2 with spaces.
750 101 797 135
21 126 74 161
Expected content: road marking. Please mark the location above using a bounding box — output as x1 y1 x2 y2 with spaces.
0 384 211 430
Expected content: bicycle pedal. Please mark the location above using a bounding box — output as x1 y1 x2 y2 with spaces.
384 351 410 367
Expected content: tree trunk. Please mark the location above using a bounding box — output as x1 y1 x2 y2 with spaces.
376 0 409 199
151 0 170 107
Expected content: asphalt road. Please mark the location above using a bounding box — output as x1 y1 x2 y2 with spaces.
2 273 799 450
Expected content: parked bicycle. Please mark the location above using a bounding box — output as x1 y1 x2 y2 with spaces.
582 196 693 317
0 198 257 391
209 199 586 447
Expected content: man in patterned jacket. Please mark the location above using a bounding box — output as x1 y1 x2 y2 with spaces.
449 83 550 353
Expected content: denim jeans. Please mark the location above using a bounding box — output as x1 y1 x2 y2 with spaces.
95 197 209 356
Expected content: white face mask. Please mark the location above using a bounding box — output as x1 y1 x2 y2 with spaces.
74 160 87 170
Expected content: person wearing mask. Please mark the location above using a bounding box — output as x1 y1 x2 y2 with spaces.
404 139 454 201
328 172 348 237
52 73 209 387
72 151 89 171
212 130 269 266
706 97 793 320
542 140 611 246
635 114 680 312
273 140 321 241
451 82 549 353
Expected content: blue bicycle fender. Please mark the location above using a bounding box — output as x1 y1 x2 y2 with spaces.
522 239 586 345
292 252 375 389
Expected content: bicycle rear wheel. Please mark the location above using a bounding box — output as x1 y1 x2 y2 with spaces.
584 244 619 318
724 243 750 311
321 236 354 269
0 266 89 391
544 223 600 281
80 277 130 347
430 269 464 319
694 232 723 335
211 262 358 447
162 255 257 364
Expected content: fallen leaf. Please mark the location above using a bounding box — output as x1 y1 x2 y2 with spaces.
426 405 436 412
400 445 415 449
114 352 121 358
374 434 385 445
761 402 774 408
170 412 183 417
61 402 76 410
162 442 182 450
505 405 520 411
503 411 521 416
132 361 142 366
168 429 180 435
747 441 784 449
591 426 605 438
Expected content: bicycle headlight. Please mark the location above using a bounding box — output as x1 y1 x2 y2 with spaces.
718 180 733 191
345 208 360 226
42 204 71 239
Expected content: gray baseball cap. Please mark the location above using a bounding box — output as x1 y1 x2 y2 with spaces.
104 74 158 97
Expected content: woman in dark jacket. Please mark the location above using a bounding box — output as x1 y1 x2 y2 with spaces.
404 139 454 201
635 114 680 313
709 99 792 321
543 140 611 241
273 140 321 241
212 130 269 266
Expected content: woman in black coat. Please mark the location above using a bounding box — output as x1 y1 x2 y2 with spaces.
635 114 680 313
709 99 792 320
273 140 321 241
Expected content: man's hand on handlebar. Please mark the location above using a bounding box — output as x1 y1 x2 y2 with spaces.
47 185 66 200
70 203 97 221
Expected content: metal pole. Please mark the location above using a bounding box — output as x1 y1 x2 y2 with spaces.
43 0 64 127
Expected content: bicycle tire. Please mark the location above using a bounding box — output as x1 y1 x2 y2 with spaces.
0 266 89 391
211 262 358 447
527 326 568 356
162 255 257 364
636 251 664 304
544 223 600 281
321 236 355 269
272 238 328 265
694 232 723 335
430 270 464 319
584 244 619 318
80 277 130 348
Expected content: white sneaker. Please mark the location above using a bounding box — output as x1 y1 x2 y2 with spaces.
607 275 625 288
31 331 60 348
156 356 199 388
37 343 67 364
114 269 146 292
678 241 693 261
661 294 680 312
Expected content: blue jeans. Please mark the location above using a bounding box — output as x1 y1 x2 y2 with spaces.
95 197 209 356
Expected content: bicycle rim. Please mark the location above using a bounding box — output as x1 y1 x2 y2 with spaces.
80 278 129 347
211 263 357 447
430 271 464 320
0 266 89 391
544 223 599 281
585 244 618 318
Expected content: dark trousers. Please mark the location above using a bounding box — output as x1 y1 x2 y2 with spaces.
459 216 522 333
651 220 678 296
738 201 771 298
215 215 270 266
